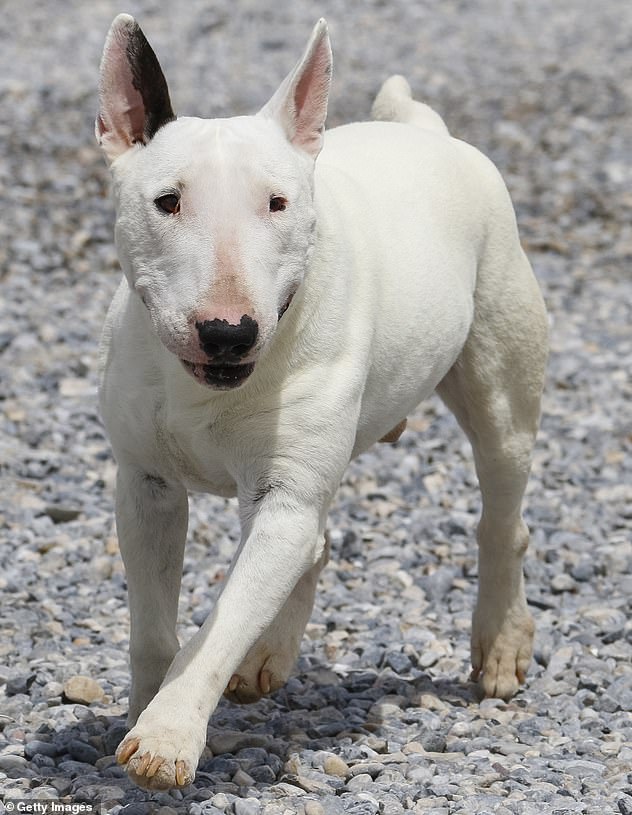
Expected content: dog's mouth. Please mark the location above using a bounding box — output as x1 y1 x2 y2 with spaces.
180 360 255 390
278 296 292 321
179 293 296 390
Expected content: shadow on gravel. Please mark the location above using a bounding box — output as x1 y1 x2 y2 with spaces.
14 666 479 807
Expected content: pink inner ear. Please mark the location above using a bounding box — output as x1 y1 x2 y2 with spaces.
290 34 331 157
97 29 146 154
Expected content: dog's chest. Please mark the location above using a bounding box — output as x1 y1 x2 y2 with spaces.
154 406 238 497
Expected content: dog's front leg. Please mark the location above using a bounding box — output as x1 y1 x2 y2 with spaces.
224 531 331 704
116 465 188 725
116 490 327 790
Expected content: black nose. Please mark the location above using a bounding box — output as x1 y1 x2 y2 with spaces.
196 315 259 360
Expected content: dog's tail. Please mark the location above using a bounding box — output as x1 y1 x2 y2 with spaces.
371 75 450 136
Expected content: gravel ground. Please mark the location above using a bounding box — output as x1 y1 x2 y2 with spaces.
1 1 631 813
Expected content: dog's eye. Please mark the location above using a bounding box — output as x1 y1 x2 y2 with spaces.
155 193 181 214
269 196 287 213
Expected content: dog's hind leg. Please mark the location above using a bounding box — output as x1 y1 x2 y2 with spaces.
436 246 548 700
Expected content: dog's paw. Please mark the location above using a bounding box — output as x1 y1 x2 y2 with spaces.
115 718 204 790
470 602 534 700
224 646 296 704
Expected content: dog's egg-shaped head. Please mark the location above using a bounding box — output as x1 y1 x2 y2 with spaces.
96 14 331 390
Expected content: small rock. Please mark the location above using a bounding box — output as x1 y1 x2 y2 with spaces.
421 733 447 753
235 746 269 770
0 755 28 771
546 645 576 677
59 377 94 397
295 774 338 795
103 722 128 755
343 792 379 814
551 573 577 593
570 558 595 582
68 739 101 764
50 777 73 796
605 677 632 709
24 739 59 759
418 692 449 711
323 754 350 777
95 755 117 770
269 782 306 798
6 674 36 696
207 731 269 755
63 675 105 704
346 772 375 791
232 768 256 787
582 607 627 630
30 785 59 799
417 648 443 668
348 762 383 779
74 783 126 803
618 797 632 815
192 607 209 626
383 650 413 674
45 505 81 523
41 680 64 699
234 798 261 815
249 764 276 784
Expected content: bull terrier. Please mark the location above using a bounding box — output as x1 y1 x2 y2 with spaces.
96 14 548 789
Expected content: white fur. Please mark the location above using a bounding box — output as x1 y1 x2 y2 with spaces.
97 16 548 790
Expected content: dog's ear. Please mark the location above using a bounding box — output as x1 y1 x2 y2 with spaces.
259 19 332 160
96 14 175 163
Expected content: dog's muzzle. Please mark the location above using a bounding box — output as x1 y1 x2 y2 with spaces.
178 316 257 390
180 297 297 390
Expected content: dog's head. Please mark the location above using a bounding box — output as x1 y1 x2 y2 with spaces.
96 15 331 390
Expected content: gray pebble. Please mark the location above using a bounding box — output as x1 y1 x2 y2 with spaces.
346 773 374 791
24 739 59 759
5 674 36 696
383 650 413 674
50 776 74 796
67 739 101 764
248 764 277 784
103 722 128 756
235 747 269 770
233 799 261 815
0 755 28 771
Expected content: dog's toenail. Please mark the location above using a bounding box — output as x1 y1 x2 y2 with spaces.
260 669 272 694
175 759 190 786
137 752 152 775
228 674 240 692
117 737 140 764
146 755 165 777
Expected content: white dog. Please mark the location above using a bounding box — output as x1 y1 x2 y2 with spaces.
96 14 548 790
